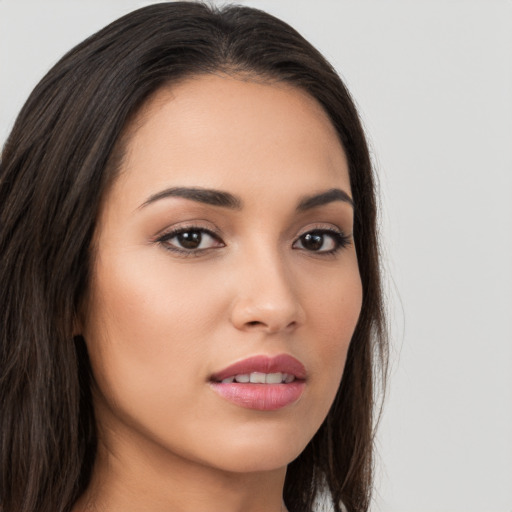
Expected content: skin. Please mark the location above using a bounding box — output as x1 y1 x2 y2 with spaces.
76 74 363 512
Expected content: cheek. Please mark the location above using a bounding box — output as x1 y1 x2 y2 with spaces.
82 255 226 460
304 255 363 351
86 248 221 353
82 251 219 409
297 258 363 422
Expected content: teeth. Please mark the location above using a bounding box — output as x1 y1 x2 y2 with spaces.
265 372 283 384
250 372 266 384
221 372 295 384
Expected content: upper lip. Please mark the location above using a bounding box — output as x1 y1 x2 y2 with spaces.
210 354 307 382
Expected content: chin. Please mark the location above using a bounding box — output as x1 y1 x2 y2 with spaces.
190 424 312 474
208 446 304 474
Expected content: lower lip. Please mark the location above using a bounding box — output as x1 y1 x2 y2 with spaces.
210 381 305 411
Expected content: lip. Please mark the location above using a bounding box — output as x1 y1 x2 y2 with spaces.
210 354 307 382
209 354 306 411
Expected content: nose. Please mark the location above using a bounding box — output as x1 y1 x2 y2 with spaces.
229 251 305 334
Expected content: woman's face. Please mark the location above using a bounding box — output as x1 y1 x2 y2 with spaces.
83 74 362 475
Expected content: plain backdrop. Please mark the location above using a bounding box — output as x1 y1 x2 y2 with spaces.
1 1 511 511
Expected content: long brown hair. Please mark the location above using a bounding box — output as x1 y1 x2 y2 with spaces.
0 3 387 511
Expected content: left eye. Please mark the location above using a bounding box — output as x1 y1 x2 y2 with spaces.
293 229 348 253
159 228 223 252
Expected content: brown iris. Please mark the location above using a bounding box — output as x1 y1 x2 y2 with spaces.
300 232 324 251
177 231 203 249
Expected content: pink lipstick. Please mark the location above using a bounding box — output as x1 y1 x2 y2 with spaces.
209 354 306 411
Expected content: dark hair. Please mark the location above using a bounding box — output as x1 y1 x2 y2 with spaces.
0 3 387 512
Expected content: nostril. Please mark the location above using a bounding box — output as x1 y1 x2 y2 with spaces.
246 321 263 327
244 319 298 332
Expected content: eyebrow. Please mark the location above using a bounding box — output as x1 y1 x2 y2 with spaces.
139 186 353 211
296 188 354 211
140 187 242 210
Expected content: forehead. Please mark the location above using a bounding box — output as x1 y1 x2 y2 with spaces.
111 73 350 208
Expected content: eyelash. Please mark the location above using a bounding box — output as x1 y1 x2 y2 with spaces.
293 228 351 255
156 225 351 257
156 226 224 257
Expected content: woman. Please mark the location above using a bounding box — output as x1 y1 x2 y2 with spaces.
0 3 387 512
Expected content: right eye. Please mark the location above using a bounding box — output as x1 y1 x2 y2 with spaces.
157 227 225 254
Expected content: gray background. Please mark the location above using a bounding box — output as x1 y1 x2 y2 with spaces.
1 1 511 511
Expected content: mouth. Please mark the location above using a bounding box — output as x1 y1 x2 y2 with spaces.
209 354 307 411
214 372 298 384
210 353 307 382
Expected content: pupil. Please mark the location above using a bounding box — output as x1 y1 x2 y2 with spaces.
302 233 323 251
178 231 202 249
